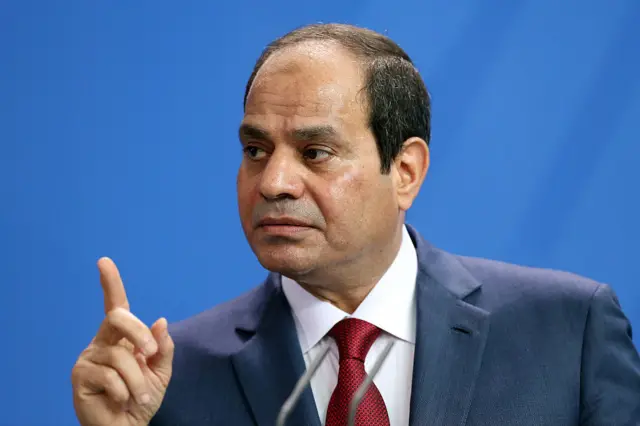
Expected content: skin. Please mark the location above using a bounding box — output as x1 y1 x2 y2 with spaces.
71 39 428 426
71 257 174 426
238 40 429 312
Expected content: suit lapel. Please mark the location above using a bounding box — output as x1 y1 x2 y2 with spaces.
231 275 321 426
231 226 489 426
407 226 491 426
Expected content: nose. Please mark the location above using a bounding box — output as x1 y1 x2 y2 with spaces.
258 148 304 200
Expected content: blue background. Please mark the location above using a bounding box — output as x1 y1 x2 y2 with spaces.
2 1 639 424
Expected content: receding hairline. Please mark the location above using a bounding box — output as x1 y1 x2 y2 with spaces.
262 23 414 62
244 24 416 108
243 23 431 173
249 40 366 83
245 39 371 112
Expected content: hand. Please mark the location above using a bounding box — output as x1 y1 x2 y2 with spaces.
71 257 174 426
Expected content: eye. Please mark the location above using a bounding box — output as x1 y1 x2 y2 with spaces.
243 145 267 160
303 148 331 162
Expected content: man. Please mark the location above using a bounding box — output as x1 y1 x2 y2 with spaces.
71 23 640 426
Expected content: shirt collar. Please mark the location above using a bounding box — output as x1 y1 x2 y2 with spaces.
282 225 418 353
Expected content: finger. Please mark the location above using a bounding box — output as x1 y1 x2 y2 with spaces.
98 257 130 314
94 307 158 356
147 317 174 379
80 363 131 406
89 345 151 405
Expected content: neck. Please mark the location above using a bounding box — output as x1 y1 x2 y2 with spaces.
292 224 405 314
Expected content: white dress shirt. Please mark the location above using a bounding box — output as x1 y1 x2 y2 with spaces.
282 225 418 426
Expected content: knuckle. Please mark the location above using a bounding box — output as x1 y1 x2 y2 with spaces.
102 366 121 386
71 356 94 386
165 336 175 352
101 345 131 371
101 348 120 369
107 346 146 388
105 308 124 326
70 362 84 386
110 342 131 358
105 378 129 403
118 337 136 352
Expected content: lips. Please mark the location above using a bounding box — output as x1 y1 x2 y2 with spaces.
256 217 314 228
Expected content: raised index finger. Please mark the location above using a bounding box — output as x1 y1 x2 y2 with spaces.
97 257 130 314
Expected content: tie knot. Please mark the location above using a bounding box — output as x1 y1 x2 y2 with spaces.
329 318 381 362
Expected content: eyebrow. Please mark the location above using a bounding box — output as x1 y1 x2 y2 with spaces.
238 124 271 143
291 125 340 143
238 123 341 144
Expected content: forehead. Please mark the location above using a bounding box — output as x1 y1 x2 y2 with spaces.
244 41 367 129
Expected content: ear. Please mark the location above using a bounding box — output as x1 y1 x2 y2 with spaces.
392 137 430 211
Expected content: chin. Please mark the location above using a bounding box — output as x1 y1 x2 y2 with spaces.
253 245 317 277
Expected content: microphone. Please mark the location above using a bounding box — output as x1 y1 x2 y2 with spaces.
275 343 332 426
347 339 396 426
276 318 394 426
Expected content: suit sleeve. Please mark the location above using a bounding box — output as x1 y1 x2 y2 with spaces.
579 284 640 425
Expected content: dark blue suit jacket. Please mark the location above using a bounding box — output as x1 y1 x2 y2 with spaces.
151 225 640 425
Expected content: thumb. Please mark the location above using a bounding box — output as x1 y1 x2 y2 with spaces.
147 317 174 382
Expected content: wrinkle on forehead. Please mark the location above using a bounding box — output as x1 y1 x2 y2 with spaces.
246 85 354 121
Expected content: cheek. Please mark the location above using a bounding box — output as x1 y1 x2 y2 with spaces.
323 168 396 228
237 170 256 220
323 168 370 225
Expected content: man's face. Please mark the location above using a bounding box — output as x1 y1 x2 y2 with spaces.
237 41 401 279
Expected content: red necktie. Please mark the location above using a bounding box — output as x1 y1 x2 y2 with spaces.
325 318 391 426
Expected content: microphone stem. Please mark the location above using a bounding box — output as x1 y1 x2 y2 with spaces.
275 344 332 426
347 339 395 426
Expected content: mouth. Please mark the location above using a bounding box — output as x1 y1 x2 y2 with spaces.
256 216 314 227
255 217 315 237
